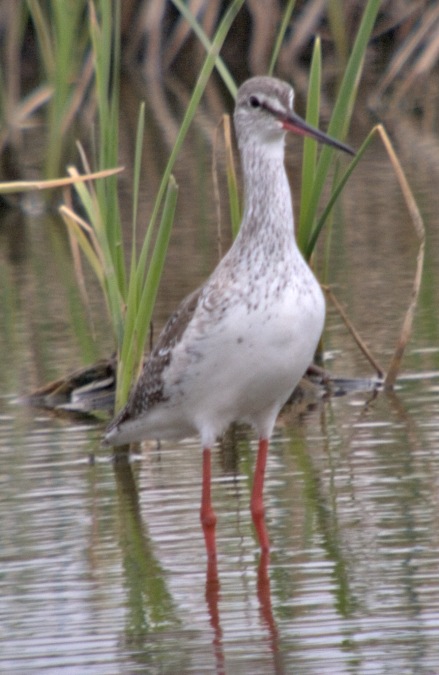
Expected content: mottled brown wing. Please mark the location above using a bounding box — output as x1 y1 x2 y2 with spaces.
107 286 203 430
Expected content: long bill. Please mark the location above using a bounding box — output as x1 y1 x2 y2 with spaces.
280 109 355 156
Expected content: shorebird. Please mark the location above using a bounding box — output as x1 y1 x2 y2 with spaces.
105 76 354 557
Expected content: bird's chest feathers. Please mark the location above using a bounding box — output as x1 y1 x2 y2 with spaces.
164 257 324 398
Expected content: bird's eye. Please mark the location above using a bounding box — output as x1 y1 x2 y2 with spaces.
249 96 261 108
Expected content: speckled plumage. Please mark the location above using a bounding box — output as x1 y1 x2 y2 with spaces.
105 76 334 449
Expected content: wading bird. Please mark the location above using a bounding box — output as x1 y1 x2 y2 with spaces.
105 76 354 558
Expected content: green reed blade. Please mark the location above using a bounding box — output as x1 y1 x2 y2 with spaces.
115 103 147 399
26 0 55 76
298 36 321 252
171 0 237 98
130 101 146 281
268 0 296 76
90 0 125 296
305 128 376 258
116 176 179 409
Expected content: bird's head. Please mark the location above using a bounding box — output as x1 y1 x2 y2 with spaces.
234 76 355 156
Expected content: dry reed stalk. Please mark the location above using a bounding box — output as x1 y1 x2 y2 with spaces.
0 166 123 194
324 286 385 379
377 125 425 389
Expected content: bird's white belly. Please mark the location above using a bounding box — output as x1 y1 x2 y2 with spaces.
165 276 325 443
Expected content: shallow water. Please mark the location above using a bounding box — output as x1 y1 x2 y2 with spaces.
1 73 439 673
2 375 439 673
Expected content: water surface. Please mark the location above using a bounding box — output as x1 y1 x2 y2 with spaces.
1 73 439 674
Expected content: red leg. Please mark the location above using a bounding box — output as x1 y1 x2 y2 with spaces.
200 448 217 558
251 438 270 551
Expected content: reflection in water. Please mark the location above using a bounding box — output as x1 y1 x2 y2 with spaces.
113 446 286 675
205 555 225 675
112 456 187 671
289 430 357 621
257 550 284 675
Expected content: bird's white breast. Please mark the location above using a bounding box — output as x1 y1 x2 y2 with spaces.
162 253 325 445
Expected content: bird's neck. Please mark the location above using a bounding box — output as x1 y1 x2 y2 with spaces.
238 138 296 247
